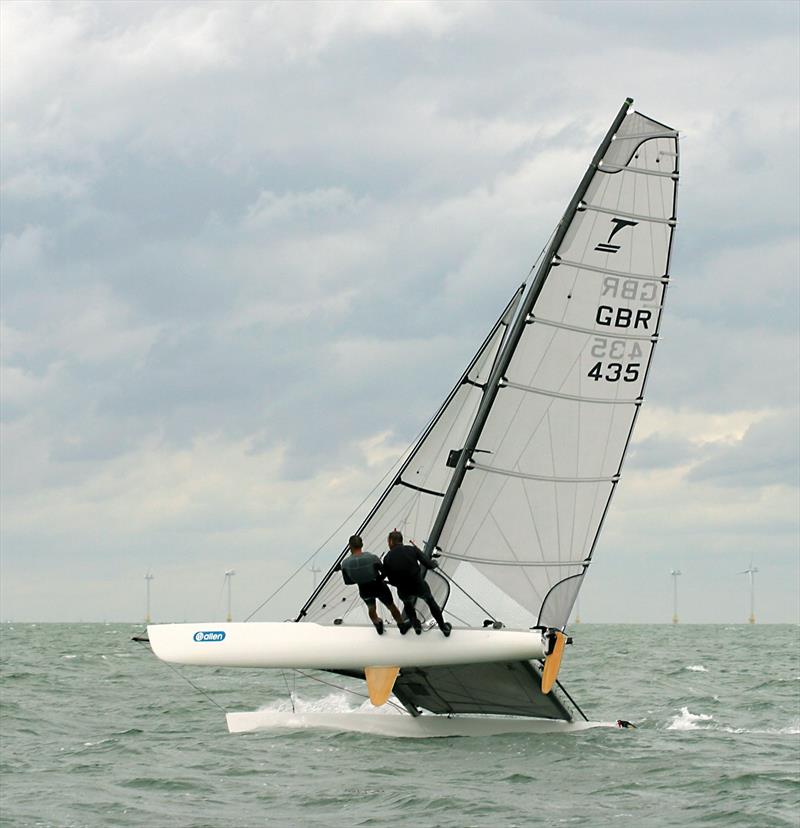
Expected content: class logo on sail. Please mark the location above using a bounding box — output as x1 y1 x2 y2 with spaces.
594 217 638 253
193 630 226 642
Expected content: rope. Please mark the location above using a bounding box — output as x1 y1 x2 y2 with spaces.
280 670 296 713
134 637 404 717
133 638 228 714
438 569 498 622
243 438 421 622
291 669 406 714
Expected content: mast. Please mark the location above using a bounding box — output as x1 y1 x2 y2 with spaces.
424 97 635 561
294 284 524 621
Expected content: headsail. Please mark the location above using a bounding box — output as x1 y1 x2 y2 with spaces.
428 100 679 630
296 285 524 626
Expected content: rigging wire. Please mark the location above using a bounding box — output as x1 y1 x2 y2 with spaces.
132 638 228 714
243 416 437 622
291 669 407 714
438 570 498 623
280 670 296 713
246 222 561 625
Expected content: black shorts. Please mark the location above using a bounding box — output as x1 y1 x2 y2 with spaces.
395 576 433 604
358 581 394 607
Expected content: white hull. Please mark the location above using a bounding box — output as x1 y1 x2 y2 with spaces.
147 621 546 670
226 709 616 738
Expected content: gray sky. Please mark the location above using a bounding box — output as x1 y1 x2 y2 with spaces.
1 0 798 624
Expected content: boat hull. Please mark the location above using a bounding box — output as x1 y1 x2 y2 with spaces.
226 709 615 738
147 621 546 669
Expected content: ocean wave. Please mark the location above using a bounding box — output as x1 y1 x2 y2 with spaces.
719 722 800 736
258 691 402 717
667 707 714 730
667 708 800 736
685 665 708 672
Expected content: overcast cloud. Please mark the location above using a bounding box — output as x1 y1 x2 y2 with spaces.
1 0 798 623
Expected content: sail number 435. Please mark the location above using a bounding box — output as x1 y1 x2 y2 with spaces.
588 362 640 382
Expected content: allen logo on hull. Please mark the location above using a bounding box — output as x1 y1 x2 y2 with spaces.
193 631 226 642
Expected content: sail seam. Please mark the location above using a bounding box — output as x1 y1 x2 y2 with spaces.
526 315 658 341
579 202 676 225
469 461 619 483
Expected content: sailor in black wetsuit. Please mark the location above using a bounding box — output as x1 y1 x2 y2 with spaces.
381 530 452 637
340 535 408 635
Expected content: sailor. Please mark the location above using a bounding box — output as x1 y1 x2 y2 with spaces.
340 535 408 636
381 530 451 637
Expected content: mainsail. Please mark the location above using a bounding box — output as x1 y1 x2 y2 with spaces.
426 100 679 631
300 99 678 634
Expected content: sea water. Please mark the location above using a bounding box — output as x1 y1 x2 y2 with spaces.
1 624 798 827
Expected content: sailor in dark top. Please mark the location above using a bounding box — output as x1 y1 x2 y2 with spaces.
381 530 452 637
340 535 408 635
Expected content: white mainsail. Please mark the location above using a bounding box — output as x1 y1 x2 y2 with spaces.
433 107 679 630
301 101 678 635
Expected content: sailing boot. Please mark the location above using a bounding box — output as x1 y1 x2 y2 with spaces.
440 622 452 637
398 619 412 635
413 620 423 635
373 620 385 635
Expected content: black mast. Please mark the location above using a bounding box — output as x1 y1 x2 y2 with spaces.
423 97 634 560
294 284 524 621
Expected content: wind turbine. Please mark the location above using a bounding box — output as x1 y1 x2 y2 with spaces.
224 570 236 622
739 563 758 624
144 571 154 624
310 562 321 589
670 569 682 624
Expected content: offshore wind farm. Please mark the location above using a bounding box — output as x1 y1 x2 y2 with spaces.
137 565 769 626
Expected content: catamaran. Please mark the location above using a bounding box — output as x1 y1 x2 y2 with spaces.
147 97 679 737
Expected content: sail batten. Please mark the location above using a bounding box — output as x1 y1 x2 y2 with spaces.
500 380 641 405
555 259 669 281
527 315 659 340
580 203 676 224
440 553 588 567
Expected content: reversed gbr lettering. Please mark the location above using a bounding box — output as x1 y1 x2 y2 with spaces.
595 218 638 254
602 276 658 302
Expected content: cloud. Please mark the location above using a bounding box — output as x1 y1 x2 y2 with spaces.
689 411 800 488
1 0 798 621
